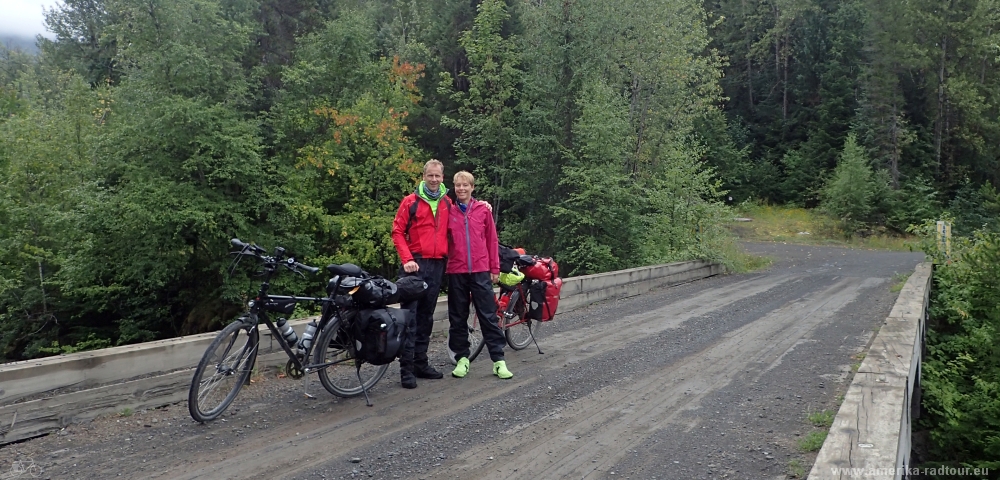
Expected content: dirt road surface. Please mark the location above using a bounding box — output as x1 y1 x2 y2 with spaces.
0 243 924 480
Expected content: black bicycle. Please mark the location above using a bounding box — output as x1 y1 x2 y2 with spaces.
188 239 389 422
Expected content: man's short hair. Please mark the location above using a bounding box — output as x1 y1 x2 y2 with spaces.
423 159 444 174
454 170 475 186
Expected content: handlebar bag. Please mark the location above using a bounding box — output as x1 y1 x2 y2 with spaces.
354 308 407 365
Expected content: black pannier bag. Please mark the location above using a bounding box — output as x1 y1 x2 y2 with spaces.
525 280 548 320
499 244 522 273
353 308 407 365
394 275 428 303
351 277 399 308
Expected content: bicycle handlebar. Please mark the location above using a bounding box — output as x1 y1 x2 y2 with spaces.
288 258 320 275
231 238 319 274
231 238 265 255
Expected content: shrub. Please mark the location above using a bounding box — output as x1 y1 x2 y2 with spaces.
820 134 884 235
913 221 1000 472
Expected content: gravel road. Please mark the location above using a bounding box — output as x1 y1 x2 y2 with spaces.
0 243 925 480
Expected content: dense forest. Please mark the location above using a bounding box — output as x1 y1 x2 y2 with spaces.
1 0 998 470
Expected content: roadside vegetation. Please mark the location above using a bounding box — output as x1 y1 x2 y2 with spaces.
912 224 1000 474
732 203 913 251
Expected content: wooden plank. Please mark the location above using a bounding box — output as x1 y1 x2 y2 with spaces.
887 263 932 320
809 372 909 479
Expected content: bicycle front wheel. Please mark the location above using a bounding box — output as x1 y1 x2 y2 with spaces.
314 317 389 398
189 320 259 422
503 289 534 350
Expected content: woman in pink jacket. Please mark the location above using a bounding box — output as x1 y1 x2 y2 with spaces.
446 171 512 379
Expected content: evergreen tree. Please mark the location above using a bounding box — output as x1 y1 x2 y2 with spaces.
820 134 882 234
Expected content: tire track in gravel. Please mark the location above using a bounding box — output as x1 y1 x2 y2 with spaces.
436 275 884 479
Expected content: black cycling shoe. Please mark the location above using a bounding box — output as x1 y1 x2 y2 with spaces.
400 369 417 389
413 364 444 379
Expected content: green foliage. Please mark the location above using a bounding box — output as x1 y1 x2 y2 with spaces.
548 80 635 276
881 176 942 233
438 0 521 207
820 134 883 235
914 223 1000 471
37 333 113 355
949 181 1000 236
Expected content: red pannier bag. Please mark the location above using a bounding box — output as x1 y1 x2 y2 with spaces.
521 256 558 281
541 277 562 321
527 277 562 321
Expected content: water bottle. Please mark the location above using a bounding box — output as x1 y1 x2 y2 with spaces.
275 317 298 347
298 320 319 352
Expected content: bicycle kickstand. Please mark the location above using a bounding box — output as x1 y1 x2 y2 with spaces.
303 375 316 399
528 321 544 355
356 365 373 407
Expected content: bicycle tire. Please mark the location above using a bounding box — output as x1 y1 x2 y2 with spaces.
448 310 486 364
314 317 389 398
189 320 259 422
503 289 534 350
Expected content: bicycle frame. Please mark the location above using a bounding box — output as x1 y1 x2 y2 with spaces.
497 283 528 329
233 243 357 379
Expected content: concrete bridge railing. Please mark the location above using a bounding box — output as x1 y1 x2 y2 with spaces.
809 262 933 479
0 259 722 444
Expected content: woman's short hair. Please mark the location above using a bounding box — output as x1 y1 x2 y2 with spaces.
423 159 444 174
453 170 475 186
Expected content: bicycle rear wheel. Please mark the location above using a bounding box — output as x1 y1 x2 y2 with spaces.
314 317 389 398
503 289 534 350
448 310 485 364
189 320 259 422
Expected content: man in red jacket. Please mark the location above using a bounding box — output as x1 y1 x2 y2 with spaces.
446 171 512 380
391 159 451 388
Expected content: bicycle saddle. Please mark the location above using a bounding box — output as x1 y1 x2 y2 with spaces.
327 263 363 277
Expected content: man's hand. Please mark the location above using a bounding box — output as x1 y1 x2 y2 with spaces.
403 260 420 273
491 273 499 284
481 200 494 212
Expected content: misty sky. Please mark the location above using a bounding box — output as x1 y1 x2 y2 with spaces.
1 0 60 39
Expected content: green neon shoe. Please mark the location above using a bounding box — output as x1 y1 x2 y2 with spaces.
493 360 513 379
452 357 470 378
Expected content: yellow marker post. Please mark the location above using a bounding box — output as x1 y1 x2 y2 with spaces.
936 220 952 258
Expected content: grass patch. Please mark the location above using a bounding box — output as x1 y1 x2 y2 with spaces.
732 203 915 251
890 271 910 292
717 237 774 273
808 409 836 428
119 407 133 417
798 430 828 452
787 458 806 478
